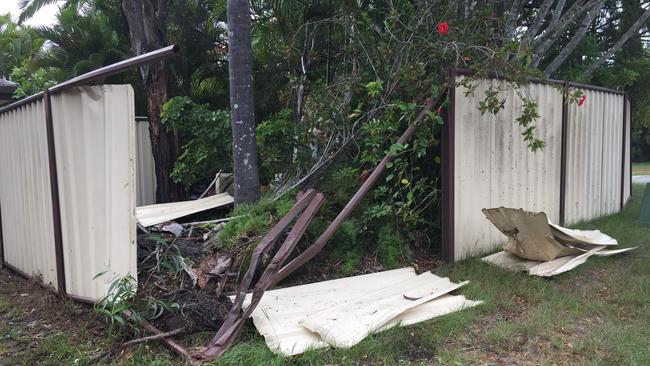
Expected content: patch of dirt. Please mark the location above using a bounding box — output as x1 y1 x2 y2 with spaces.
0 268 110 362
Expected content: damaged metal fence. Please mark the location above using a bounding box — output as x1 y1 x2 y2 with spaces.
442 71 631 261
0 46 178 301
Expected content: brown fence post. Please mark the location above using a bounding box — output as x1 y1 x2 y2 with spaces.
43 89 66 295
620 94 628 210
559 81 569 226
441 69 456 262
0 201 4 269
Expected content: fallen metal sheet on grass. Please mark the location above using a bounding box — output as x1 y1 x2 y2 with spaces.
135 193 234 227
482 245 637 277
233 268 480 356
548 223 618 246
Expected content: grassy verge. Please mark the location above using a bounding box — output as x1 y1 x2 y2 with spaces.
212 185 650 365
632 161 650 175
1 186 648 365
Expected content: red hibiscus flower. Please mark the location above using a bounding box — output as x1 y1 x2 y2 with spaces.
437 22 449 36
578 94 586 107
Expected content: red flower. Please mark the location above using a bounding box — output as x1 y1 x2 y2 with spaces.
436 107 444 115
578 94 587 107
437 22 449 36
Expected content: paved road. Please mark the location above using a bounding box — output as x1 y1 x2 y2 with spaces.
632 175 650 184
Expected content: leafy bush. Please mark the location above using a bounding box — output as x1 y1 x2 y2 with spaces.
256 109 311 184
161 96 232 188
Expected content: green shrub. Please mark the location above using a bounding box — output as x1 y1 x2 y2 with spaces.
329 219 363 276
377 224 409 269
161 96 232 188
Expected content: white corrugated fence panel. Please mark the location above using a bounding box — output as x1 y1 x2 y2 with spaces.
600 94 623 216
565 91 624 224
51 85 137 301
0 101 59 288
453 77 563 260
135 119 156 206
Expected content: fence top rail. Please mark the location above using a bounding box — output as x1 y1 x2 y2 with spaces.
453 68 625 96
0 45 178 115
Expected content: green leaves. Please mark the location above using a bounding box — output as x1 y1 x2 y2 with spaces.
479 86 506 115
161 97 232 188
516 98 545 152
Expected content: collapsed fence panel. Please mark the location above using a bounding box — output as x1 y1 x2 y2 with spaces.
0 100 59 288
51 85 137 301
135 118 156 206
565 91 624 224
451 78 564 260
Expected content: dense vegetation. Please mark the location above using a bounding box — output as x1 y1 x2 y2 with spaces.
3 0 650 270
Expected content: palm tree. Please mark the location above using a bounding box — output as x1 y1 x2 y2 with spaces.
17 0 85 24
227 0 260 203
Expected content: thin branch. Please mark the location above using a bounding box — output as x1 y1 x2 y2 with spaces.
123 328 185 347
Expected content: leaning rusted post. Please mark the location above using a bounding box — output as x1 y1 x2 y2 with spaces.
43 89 67 296
272 93 445 285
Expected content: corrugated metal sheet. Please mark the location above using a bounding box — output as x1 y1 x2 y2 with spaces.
235 268 481 356
453 77 563 260
136 193 234 227
50 85 137 301
0 100 59 288
135 119 156 206
565 91 624 224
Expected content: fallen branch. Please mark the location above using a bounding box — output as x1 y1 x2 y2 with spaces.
123 327 185 347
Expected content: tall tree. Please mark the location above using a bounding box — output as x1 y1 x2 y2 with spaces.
227 0 260 203
121 0 183 203
581 4 650 78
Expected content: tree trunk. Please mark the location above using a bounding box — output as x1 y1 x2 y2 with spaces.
504 0 524 40
521 0 555 44
581 5 650 79
227 0 260 203
530 0 599 68
543 1 603 78
121 0 183 203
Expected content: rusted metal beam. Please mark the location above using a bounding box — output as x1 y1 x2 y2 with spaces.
212 189 317 342
559 81 570 226
454 68 625 96
0 45 178 115
199 192 325 361
441 70 456 263
49 45 178 94
273 93 444 284
43 89 66 295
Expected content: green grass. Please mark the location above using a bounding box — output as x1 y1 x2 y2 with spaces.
632 161 650 175
2 186 649 365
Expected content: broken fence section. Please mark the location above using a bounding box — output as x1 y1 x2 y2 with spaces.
443 72 632 261
0 46 178 301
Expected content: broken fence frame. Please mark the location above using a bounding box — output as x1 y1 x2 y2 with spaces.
127 97 444 363
0 45 178 296
441 68 632 262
